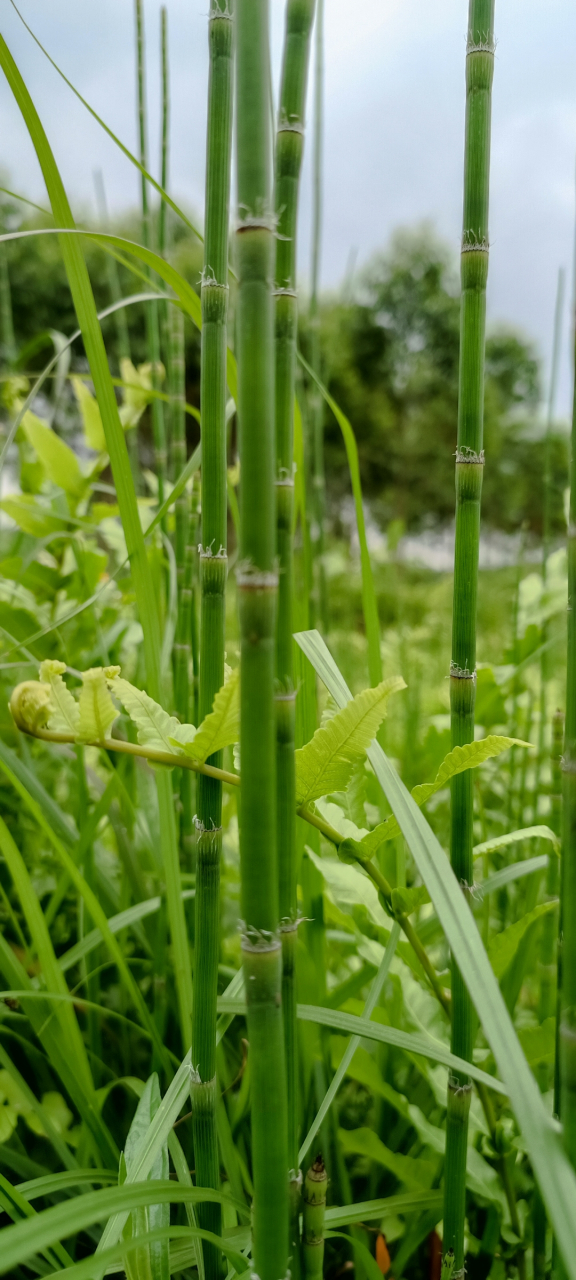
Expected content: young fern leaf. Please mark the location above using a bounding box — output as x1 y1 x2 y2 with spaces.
39 660 79 736
349 735 531 857
78 668 119 742
295 677 405 808
21 410 86 499
108 673 191 754
171 668 239 764
71 376 106 453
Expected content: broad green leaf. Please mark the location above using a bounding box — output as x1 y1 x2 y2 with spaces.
21 409 85 498
305 846 389 931
338 1126 435 1189
296 630 576 1279
124 1075 169 1280
26 1092 73 1139
488 902 557 982
351 735 531 854
0 1073 19 1142
39 659 79 735
332 1044 500 1204
120 358 161 431
0 494 67 537
391 885 430 916
295 676 405 807
517 1019 556 1069
411 736 530 806
71 375 106 453
109 673 189 755
171 667 239 762
78 667 118 741
474 825 560 859
489 903 557 1014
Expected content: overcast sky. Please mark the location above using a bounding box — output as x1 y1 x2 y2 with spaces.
1 1 575 416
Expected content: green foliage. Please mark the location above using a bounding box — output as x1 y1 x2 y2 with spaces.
295 676 404 806
303 226 564 534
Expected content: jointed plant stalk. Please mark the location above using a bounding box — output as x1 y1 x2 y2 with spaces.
235 0 289 1274
135 0 167 507
274 0 316 1214
444 3 496 1274
192 4 234 1278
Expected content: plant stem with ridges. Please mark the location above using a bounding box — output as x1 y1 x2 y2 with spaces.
192 5 234 1279
275 0 316 1230
235 0 289 1273
444 3 495 1273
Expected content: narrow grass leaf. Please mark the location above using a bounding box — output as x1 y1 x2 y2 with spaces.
295 629 576 1278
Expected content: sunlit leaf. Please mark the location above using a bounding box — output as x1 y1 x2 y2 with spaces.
109 673 189 755
21 410 85 499
39 659 79 735
78 667 119 741
171 668 239 762
71 375 106 453
295 676 405 807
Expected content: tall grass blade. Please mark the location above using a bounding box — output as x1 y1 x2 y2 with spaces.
0 36 193 1052
295 628 576 1280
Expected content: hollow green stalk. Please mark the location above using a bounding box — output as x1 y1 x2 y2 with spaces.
274 0 316 1210
135 0 166 506
308 0 327 631
445 3 495 1274
235 0 289 1275
192 5 234 1279
170 301 195 865
302 1155 327 1280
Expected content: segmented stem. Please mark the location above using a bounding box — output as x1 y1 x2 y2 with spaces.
192 6 234 1278
444 3 495 1272
275 0 316 1208
236 0 289 1274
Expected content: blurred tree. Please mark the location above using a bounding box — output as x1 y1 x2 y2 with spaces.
302 224 567 534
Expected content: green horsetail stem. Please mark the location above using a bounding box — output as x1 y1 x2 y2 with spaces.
192 5 234 1280
302 1155 327 1280
274 0 316 1215
444 2 495 1275
235 0 289 1277
134 0 166 507
170 301 195 864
